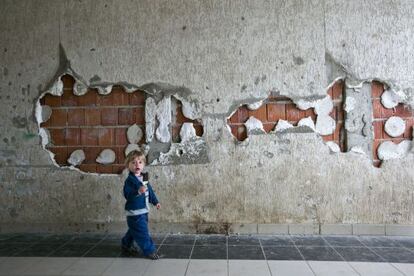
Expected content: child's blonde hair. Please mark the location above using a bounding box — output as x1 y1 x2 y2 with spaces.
125 150 146 166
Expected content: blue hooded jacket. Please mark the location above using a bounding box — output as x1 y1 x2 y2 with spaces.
123 172 159 214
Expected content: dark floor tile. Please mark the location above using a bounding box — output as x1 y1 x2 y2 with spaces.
228 245 264 260
195 235 227 246
298 246 343 261
228 236 260 246
291 236 329 246
49 243 95 257
151 234 166 244
371 247 414 263
324 236 364 247
13 243 61 257
0 234 19 241
69 234 106 244
163 235 195 245
6 234 47 243
392 237 414 248
358 236 402 247
157 245 193 259
191 245 227 259
259 236 294 247
40 234 75 244
0 243 30 256
335 247 385 262
84 243 122 257
263 246 303 260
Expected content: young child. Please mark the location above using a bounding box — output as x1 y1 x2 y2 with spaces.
121 150 161 260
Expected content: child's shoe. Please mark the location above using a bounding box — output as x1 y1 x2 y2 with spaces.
121 245 140 256
146 252 160 260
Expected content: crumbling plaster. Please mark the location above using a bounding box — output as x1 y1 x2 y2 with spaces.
1 0 414 231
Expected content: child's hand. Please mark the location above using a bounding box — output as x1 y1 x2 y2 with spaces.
138 185 147 195
156 203 161 209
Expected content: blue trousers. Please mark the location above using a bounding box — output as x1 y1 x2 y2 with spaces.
121 213 156 256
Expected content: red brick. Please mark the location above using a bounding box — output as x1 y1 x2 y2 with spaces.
43 94 61 107
381 105 394 118
67 108 85 126
115 128 128 145
228 110 240 124
194 124 204 137
119 108 136 125
286 104 303 122
334 122 343 141
391 138 405 144
50 109 67 127
81 128 99 145
248 105 267 122
329 108 337 120
101 108 118 125
238 106 249 124
117 147 126 164
372 121 383 139
97 165 114 174
372 99 383 119
337 109 344 121
229 125 238 139
394 104 413 118
332 81 344 100
404 118 414 139
61 90 78 106
113 165 125 174
327 87 333 98
263 123 275 133
85 108 101 126
98 128 114 146
78 91 97 106
136 106 145 125
176 106 191 124
65 128 80 146
372 81 384 98
49 129 65 145
79 164 97 173
82 147 101 164
304 108 317 120
267 103 286 122
237 125 247 141
322 134 334 142
110 87 129 105
129 91 146 105
49 147 68 165
373 160 381 168
61 75 75 89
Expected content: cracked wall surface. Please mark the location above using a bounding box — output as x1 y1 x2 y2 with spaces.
1 0 414 232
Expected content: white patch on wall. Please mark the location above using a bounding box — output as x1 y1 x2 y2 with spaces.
298 116 316 131
47 76 64 96
39 128 50 148
326 141 340 153
145 97 157 143
73 80 88 96
247 100 264 111
155 96 172 143
378 140 411 161
180 122 197 142
274 119 293 132
245 116 265 133
96 149 116 164
344 96 356 112
127 124 143 144
384 116 406 137
68 149 86 166
381 89 400 109
125 144 141 156
315 115 336 135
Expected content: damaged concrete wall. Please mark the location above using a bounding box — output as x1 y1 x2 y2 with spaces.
1 0 414 233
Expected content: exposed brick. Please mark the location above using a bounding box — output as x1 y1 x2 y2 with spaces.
110 87 129 105
372 81 384 98
81 128 99 146
228 111 240 124
334 122 343 141
263 123 275 133
98 128 114 146
176 106 192 124
373 140 381 160
115 128 128 145
118 108 136 125
82 147 101 164
373 121 383 139
78 91 97 106
372 99 383 118
65 128 81 146
238 106 250 124
49 129 65 145
117 147 126 165
136 106 145 125
79 164 97 173
61 75 75 89
327 87 333 98
237 125 247 141
322 134 334 142
229 125 238 139
67 108 85 126
304 108 316 120
329 108 336 120
113 164 125 174
97 165 114 174
172 125 181 142
381 105 394 118
101 108 118 125
129 91 146 105
85 108 101 126
394 104 413 118
373 160 381 168
43 94 61 107
337 108 344 121
286 104 303 122
49 147 68 165
194 124 204 137
332 81 344 100
248 105 267 122
267 103 286 122
50 109 67 127
61 90 78 106
404 119 414 139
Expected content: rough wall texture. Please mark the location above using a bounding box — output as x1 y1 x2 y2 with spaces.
1 0 414 233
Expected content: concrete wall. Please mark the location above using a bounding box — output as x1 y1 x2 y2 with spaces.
1 0 414 234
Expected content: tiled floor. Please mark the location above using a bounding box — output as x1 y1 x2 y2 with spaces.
0 233 413 275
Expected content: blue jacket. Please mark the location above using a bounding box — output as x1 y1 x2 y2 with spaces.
123 172 159 213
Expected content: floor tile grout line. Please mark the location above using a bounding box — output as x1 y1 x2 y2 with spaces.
183 235 197 276
258 238 273 276
356 236 388 262
290 235 316 276
389 263 408 276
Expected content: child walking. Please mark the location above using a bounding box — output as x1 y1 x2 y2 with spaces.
121 150 161 260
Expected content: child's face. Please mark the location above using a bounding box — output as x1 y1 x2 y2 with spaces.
128 156 145 175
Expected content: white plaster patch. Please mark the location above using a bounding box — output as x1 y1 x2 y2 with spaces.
181 101 199 120
315 115 336 135
378 140 411 161
47 76 64 96
326 141 340 153
298 116 316 131
384 116 406 137
39 128 50 148
295 99 315 111
247 100 264 111
180 122 197 142
350 146 366 155
127 124 143 144
68 149 85 166
145 97 157 143
314 95 333 115
381 89 400 109
274 119 293 132
125 144 141 156
155 97 172 143
344 96 356 113
244 116 265 133
96 149 116 164
73 80 88 96
95 85 113 95
39 105 52 123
